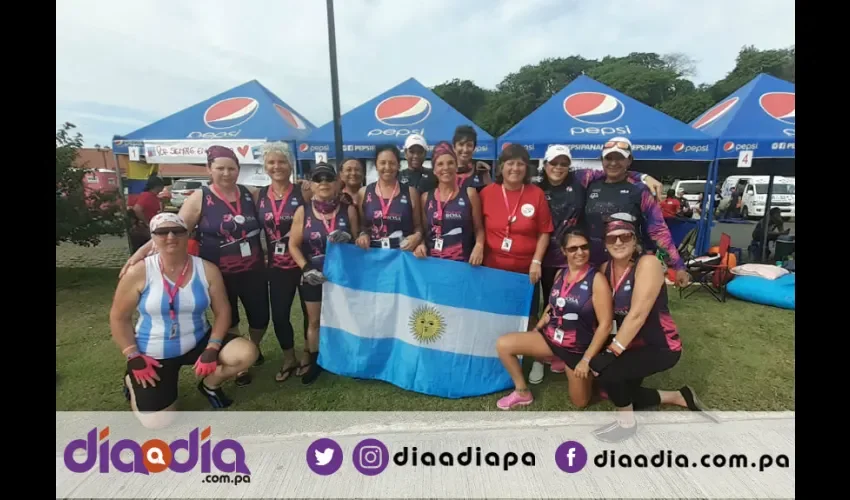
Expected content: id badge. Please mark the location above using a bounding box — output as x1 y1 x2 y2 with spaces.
434 238 444 251
240 241 251 257
381 238 391 249
274 242 286 256
501 237 512 252
553 328 565 344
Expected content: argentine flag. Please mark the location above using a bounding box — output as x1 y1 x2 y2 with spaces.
318 242 533 398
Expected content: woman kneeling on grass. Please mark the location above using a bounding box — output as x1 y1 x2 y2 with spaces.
588 214 712 442
109 213 258 428
495 227 613 410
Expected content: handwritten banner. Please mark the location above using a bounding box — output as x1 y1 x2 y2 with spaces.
143 140 267 165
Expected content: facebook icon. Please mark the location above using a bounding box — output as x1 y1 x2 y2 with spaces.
555 441 588 473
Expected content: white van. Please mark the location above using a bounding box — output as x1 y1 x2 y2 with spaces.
670 179 721 205
721 175 795 219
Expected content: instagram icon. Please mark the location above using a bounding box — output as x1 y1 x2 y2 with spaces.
352 438 389 476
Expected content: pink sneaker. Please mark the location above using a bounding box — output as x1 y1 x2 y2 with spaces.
550 359 566 373
497 390 533 410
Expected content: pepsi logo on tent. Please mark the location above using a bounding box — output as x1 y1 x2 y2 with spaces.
374 95 432 126
673 142 709 154
275 104 308 130
692 97 739 129
563 92 625 125
204 97 260 130
759 92 794 125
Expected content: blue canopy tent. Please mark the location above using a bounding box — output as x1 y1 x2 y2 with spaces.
296 77 495 163
497 74 717 249
689 73 795 257
112 79 315 191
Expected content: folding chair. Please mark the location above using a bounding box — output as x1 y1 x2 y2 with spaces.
679 233 734 302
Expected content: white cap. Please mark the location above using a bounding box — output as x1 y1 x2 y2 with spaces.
601 136 633 158
544 144 572 163
404 134 427 151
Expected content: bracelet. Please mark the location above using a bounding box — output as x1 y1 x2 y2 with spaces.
640 174 648 183
358 231 370 239
121 344 138 355
613 338 627 351
582 356 591 364
125 350 141 360
532 259 542 265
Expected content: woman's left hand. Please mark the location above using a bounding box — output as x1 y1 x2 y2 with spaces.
675 269 691 288
574 359 590 379
469 243 484 266
194 347 219 377
401 233 422 251
529 261 542 284
644 175 663 200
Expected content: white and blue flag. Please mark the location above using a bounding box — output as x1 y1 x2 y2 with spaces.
318 242 533 398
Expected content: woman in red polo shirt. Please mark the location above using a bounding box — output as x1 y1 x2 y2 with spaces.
480 144 554 328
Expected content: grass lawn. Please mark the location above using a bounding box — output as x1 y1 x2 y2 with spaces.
56 239 795 412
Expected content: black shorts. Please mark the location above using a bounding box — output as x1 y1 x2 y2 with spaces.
537 327 584 370
126 331 239 413
222 269 270 330
300 282 322 302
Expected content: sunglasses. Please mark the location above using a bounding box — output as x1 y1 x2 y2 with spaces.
603 140 631 150
564 243 589 253
312 174 336 183
605 233 634 245
152 227 188 237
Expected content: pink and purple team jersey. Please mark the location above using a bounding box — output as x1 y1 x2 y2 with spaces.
543 266 599 353
609 261 682 352
301 202 353 272
423 188 474 261
257 184 305 270
196 184 264 275
362 182 414 249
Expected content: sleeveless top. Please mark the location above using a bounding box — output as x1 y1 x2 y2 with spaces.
301 202 353 273
543 266 598 353
536 175 586 268
584 179 648 267
257 184 305 270
456 170 486 192
608 259 682 352
423 187 474 261
136 255 211 360
197 184 264 275
362 181 415 249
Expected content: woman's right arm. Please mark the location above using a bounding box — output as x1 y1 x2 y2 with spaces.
120 191 203 278
287 207 308 269
356 186 371 249
109 261 145 355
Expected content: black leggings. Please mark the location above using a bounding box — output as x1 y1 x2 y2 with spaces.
268 267 308 350
595 348 681 409
222 270 270 330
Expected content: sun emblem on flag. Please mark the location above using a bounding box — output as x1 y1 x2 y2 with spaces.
409 305 445 344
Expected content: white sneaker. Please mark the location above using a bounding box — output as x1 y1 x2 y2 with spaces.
529 361 545 385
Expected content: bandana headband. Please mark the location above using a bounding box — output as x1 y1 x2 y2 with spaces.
150 213 188 233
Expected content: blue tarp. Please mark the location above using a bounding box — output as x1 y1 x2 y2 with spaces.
689 73 795 159
497 75 716 161
111 80 315 154
296 77 495 160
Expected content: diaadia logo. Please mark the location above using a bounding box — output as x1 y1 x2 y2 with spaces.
63 427 250 476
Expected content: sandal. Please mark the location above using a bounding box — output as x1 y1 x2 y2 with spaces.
301 352 323 385
275 364 298 383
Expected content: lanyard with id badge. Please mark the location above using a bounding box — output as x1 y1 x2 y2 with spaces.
552 266 589 344
432 188 456 252
314 202 338 240
376 182 398 249
500 185 524 252
212 185 252 258
268 185 293 257
608 264 632 336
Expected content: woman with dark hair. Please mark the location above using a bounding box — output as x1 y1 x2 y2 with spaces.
355 144 424 251
479 144 553 328
589 214 710 442
453 125 492 191
129 176 165 251
288 163 359 384
495 226 613 409
120 146 269 387
529 144 663 384
413 141 485 264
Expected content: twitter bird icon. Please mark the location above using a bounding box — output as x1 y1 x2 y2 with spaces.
307 438 343 475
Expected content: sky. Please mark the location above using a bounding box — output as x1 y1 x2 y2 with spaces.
56 0 795 147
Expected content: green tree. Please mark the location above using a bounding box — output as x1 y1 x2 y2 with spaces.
56 122 126 247
432 79 493 124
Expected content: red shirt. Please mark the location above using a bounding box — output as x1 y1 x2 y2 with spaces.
187 239 200 256
134 191 161 223
480 183 554 274
660 197 681 218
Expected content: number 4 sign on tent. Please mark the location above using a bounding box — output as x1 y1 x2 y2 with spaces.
737 150 753 168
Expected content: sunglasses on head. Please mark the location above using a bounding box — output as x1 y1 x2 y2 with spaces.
605 232 634 245
152 227 188 237
603 140 631 150
312 174 336 183
564 243 589 253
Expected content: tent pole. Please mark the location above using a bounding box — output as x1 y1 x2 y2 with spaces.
112 152 134 255
760 174 775 263
326 0 344 167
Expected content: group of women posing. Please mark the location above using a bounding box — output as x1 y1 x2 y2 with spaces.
113 126 704 432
